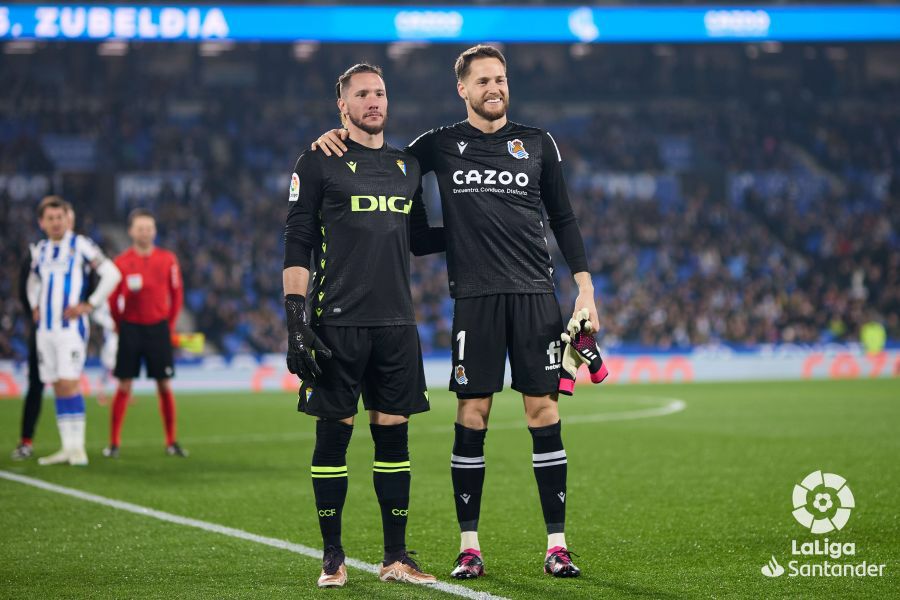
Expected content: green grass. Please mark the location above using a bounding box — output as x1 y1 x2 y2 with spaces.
1 379 898 599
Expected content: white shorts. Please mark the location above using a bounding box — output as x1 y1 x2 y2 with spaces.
100 331 119 371
37 328 88 383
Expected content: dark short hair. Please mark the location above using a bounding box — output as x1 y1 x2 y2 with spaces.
454 45 507 81
335 63 384 99
127 207 155 227
37 195 71 218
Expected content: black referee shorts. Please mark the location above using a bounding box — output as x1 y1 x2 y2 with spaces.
449 293 564 398
298 325 429 420
114 320 175 380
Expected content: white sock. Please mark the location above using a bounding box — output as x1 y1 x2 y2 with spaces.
57 417 73 452
548 533 567 551
69 415 86 452
460 531 480 553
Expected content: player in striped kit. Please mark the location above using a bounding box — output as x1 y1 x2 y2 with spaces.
26 196 121 466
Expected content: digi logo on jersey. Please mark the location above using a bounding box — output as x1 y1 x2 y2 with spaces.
350 195 412 214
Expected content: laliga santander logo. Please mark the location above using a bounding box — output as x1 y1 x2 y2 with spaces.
792 470 854 534
761 470 885 579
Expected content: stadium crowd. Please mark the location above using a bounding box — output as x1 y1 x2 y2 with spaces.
1 42 897 357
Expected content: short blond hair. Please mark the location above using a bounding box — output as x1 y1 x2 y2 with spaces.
454 45 507 81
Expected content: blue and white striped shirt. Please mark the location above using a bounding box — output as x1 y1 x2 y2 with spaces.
30 231 106 336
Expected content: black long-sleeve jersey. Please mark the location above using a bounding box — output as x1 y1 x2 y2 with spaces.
406 120 588 299
284 139 444 327
19 248 32 313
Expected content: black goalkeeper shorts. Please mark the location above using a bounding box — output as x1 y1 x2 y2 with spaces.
298 325 429 420
449 293 564 398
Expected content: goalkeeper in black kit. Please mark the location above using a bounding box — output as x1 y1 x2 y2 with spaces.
313 45 608 579
283 64 444 589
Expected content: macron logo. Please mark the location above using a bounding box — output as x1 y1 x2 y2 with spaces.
460 493 471 504
457 141 468 155
558 492 566 503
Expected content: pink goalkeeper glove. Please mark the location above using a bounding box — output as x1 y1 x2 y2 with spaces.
558 308 609 396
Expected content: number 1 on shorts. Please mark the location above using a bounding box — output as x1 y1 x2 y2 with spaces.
457 330 466 361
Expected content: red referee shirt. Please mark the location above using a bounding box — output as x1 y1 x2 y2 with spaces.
109 247 183 332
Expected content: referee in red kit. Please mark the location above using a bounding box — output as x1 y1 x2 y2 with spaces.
105 208 187 458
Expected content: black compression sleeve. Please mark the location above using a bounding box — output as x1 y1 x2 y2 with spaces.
409 178 446 256
284 238 313 269
283 152 324 269
539 132 589 274
552 219 588 275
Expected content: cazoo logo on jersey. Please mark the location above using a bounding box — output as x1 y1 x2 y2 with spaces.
453 169 529 187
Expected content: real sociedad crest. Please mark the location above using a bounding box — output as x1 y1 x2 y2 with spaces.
507 139 529 159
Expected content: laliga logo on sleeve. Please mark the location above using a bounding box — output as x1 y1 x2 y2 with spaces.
289 172 299 202
792 470 854 534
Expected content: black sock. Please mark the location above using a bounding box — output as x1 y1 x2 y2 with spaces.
530 420 567 535
311 419 353 551
370 422 410 563
451 422 487 533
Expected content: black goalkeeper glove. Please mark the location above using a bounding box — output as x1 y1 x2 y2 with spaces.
285 294 332 381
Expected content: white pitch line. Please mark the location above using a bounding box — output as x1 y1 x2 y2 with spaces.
0 470 507 600
486 397 686 432
120 430 318 448
120 396 687 448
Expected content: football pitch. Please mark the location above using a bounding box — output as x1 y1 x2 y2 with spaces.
1 379 897 599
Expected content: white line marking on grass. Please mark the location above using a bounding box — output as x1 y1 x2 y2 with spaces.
122 431 318 447
120 396 686 447
567 396 686 424
0 470 507 600
468 397 687 432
